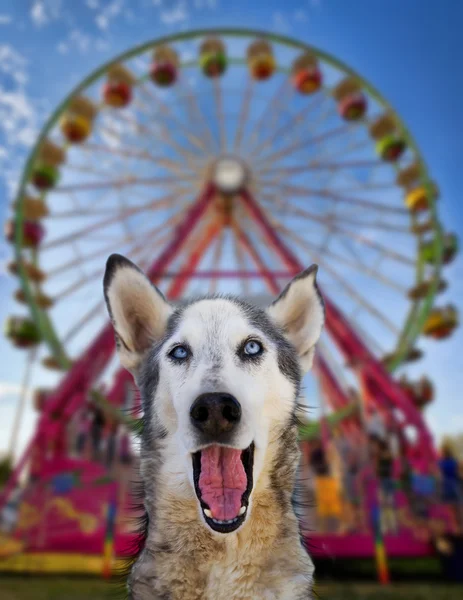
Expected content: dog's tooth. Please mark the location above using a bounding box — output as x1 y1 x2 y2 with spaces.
239 506 247 516
204 509 212 518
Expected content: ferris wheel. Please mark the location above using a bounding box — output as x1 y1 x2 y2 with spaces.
4 29 459 469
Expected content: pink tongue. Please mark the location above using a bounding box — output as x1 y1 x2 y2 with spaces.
199 446 247 521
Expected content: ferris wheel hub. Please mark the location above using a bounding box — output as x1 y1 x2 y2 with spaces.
212 156 248 194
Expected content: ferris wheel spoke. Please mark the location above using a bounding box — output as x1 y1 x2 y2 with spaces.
62 300 106 346
254 93 340 165
259 196 414 265
63 147 194 205
275 222 407 293
213 77 227 152
230 222 251 295
60 224 183 346
136 83 212 154
46 210 185 281
316 342 352 391
108 110 206 169
264 140 376 190
46 235 135 279
79 142 198 177
208 226 226 294
352 317 385 357
259 184 407 216
51 175 195 194
48 206 130 218
167 218 223 298
255 159 385 178
277 227 400 335
95 119 185 170
250 91 327 157
304 139 385 193
233 78 255 152
285 207 409 234
232 219 280 295
177 78 218 152
340 238 372 272
253 122 355 171
244 76 292 154
52 218 181 303
81 141 162 164
42 189 191 250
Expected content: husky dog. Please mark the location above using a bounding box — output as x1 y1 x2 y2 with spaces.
103 254 325 600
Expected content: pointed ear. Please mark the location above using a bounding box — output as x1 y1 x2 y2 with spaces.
103 254 172 374
267 265 325 373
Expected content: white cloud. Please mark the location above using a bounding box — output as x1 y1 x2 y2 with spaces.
30 1 48 26
95 0 124 30
194 0 216 6
57 41 68 54
273 11 290 32
69 29 92 53
0 382 22 398
57 28 110 56
160 1 189 25
0 45 28 85
294 9 308 22
30 0 63 28
0 14 12 25
0 45 39 197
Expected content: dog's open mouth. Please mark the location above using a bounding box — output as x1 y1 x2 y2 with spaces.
192 443 254 533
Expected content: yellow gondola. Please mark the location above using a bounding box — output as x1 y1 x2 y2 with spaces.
7 261 46 283
247 40 276 81
16 196 49 221
14 289 54 310
423 306 458 339
60 96 97 144
405 183 439 213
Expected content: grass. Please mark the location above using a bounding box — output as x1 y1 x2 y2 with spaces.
0 577 462 599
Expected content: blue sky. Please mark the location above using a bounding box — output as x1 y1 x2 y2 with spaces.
0 0 462 457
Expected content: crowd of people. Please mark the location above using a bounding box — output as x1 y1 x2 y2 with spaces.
69 404 133 473
304 408 463 538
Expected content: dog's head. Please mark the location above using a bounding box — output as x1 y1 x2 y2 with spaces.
104 254 324 535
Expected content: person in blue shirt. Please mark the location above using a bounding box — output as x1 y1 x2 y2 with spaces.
439 443 462 533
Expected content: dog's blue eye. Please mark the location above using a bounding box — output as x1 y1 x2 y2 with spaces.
170 345 189 360
244 340 263 356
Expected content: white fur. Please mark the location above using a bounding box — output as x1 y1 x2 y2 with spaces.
153 299 297 522
268 268 325 372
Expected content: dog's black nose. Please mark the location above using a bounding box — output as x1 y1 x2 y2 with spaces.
190 393 241 438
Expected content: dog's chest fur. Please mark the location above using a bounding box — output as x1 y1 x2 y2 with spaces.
130 491 313 600
129 430 314 600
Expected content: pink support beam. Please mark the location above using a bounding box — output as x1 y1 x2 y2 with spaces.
234 225 281 295
133 270 297 279
315 355 359 437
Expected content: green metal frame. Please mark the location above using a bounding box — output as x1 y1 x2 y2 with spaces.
12 28 443 372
